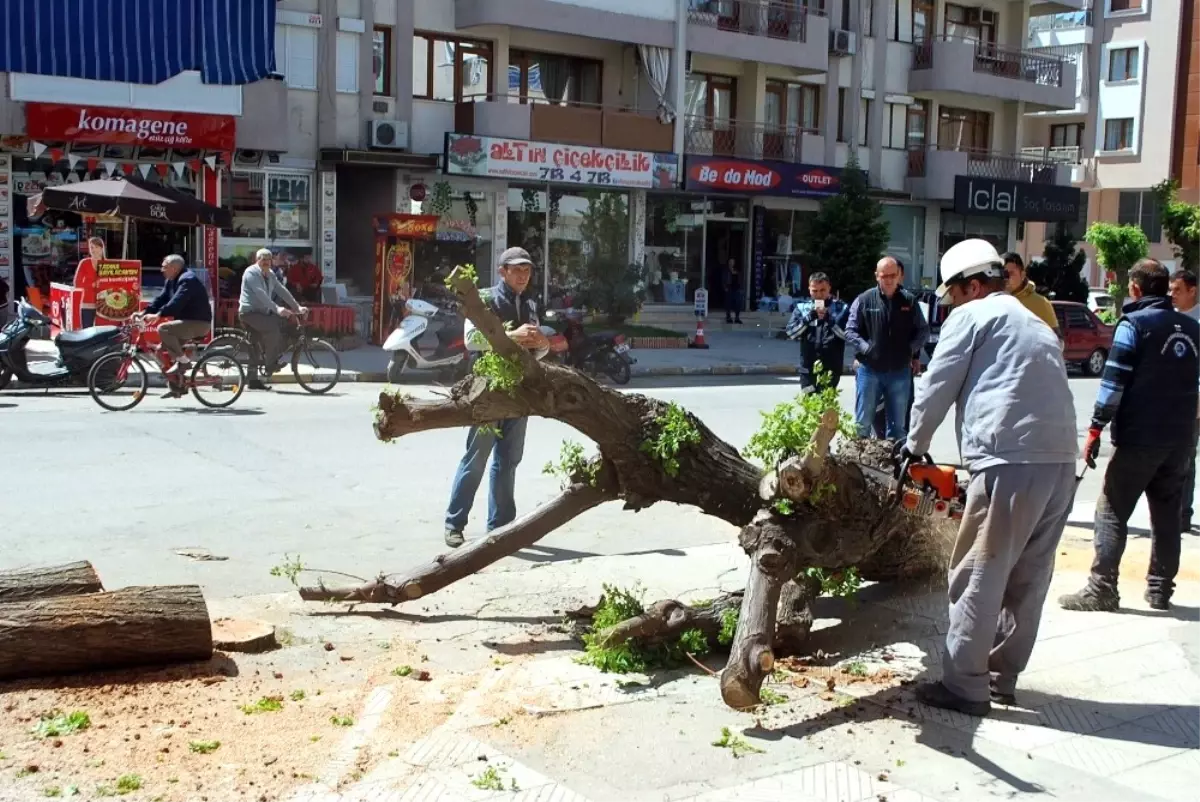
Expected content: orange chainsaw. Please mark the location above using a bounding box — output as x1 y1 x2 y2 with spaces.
857 452 968 520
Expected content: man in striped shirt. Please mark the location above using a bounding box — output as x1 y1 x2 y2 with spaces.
1060 259 1199 613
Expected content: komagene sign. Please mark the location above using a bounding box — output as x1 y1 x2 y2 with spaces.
684 156 847 198
953 176 1081 222
25 103 237 151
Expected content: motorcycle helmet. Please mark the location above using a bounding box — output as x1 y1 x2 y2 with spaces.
935 239 1004 303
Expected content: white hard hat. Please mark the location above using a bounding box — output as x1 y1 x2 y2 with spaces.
936 239 1004 301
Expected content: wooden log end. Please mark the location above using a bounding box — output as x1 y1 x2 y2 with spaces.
211 618 278 653
403 582 422 600
718 667 765 710
756 647 775 673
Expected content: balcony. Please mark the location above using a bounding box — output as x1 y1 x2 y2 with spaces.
684 116 824 163
687 0 829 74
906 146 1072 200
453 0 673 47
455 98 674 153
1020 146 1095 185
1029 0 1090 17
909 37 1077 111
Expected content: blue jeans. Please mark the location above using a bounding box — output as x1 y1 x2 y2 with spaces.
855 365 911 439
444 417 528 533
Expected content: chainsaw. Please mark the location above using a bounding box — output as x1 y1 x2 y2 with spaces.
855 452 968 520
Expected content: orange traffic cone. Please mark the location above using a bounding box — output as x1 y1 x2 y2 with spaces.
688 317 709 349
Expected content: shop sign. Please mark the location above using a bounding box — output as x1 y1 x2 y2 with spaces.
444 134 678 191
374 214 439 239
684 156 847 198
25 103 237 151
93 260 142 325
953 176 1081 222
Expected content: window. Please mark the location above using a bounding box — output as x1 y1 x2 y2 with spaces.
268 175 311 241
884 103 909 148
509 50 602 105
335 31 359 93
221 172 311 242
684 73 736 119
840 0 873 35
859 98 872 147
837 88 846 142
1050 123 1084 148
945 4 996 43
1109 0 1143 12
223 173 267 239
274 25 317 90
1117 191 1161 242
906 100 930 147
412 33 492 102
1107 47 1139 81
373 27 392 95
912 0 934 41
938 106 991 153
1103 118 1135 150
1065 306 1094 329
764 80 820 130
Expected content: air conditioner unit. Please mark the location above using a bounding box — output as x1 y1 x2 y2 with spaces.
234 149 264 168
367 120 409 150
829 29 856 56
372 97 395 116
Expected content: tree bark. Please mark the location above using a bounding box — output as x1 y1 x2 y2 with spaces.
299 476 618 604
774 574 822 655
0 561 103 602
0 585 213 681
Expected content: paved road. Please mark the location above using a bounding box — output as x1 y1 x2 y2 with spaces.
0 376 1182 598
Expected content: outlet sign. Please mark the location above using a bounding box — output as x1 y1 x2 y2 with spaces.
683 156 849 198
953 176 1082 222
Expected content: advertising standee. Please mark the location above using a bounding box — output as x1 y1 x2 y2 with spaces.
93 260 142 326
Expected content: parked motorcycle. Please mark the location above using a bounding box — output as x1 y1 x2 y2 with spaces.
0 299 125 391
546 309 635 385
382 297 468 382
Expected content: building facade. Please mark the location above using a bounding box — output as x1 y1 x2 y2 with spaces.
1 0 1102 334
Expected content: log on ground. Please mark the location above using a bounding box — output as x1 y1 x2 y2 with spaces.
0 585 213 681
0 561 104 602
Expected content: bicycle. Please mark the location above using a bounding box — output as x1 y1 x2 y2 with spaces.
87 317 246 412
207 312 341 394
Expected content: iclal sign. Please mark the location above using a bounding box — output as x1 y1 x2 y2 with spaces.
953 176 1081 223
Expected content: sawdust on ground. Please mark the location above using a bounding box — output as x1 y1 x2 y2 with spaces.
0 638 457 802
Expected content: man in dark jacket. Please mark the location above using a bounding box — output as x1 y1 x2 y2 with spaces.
443 247 549 548
1060 259 1199 612
142 254 212 375
846 256 930 438
786 271 849 391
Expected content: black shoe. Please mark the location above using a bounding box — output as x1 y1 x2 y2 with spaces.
248 380 273 391
1144 590 1171 611
725 317 734 324
915 681 990 717
990 688 1017 706
444 529 464 548
1058 588 1119 612
735 318 743 324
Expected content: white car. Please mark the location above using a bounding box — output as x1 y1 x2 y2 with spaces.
1087 290 1115 314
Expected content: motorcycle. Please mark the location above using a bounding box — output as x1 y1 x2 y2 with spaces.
0 299 125 391
545 309 635 385
382 297 468 382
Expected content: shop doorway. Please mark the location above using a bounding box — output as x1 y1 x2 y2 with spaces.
705 220 746 308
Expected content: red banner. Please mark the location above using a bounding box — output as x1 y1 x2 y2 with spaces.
93 260 142 326
25 103 237 151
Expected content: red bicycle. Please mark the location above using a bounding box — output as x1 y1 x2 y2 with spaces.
86 317 246 411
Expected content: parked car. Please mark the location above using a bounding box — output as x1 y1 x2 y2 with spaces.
1052 300 1114 376
1087 289 1115 315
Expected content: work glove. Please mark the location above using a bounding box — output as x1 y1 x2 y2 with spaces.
1083 427 1103 468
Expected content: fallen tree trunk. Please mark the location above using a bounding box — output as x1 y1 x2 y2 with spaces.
0 561 104 602
593 592 743 651
0 585 213 681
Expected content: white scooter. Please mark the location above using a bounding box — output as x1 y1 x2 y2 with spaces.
382 298 469 383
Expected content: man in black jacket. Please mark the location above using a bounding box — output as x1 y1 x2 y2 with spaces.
786 272 850 391
846 256 929 439
142 255 212 375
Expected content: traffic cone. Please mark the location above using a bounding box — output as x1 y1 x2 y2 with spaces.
688 317 709 349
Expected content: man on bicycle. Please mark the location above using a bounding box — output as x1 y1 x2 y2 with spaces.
142 254 212 376
238 248 307 390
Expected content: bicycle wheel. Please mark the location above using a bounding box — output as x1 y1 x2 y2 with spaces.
292 338 341 394
88 352 148 411
206 332 254 365
190 350 246 409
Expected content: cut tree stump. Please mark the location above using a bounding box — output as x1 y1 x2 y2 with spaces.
0 585 213 681
0 561 104 602
211 617 277 653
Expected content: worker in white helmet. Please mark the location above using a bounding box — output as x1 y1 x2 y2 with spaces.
901 238 1078 717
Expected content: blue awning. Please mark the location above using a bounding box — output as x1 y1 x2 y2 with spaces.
0 0 277 86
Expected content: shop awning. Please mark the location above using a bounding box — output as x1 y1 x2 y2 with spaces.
29 177 232 228
0 0 277 85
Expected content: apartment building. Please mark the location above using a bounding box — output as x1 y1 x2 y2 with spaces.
1017 0 1198 283
0 0 1094 339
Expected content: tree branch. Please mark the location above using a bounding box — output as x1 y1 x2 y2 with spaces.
446 267 540 373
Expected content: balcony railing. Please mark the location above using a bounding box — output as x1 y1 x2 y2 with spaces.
456 95 673 152
907 146 1062 184
685 115 818 162
913 36 1067 88
1021 145 1081 164
686 0 823 42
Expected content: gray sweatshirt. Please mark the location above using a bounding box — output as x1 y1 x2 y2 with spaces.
906 292 1077 470
239 264 298 316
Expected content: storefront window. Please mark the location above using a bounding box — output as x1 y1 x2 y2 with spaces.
267 175 311 241
644 193 703 304
880 204 927 286
410 184 495 293
222 171 311 243
507 185 629 310
224 173 267 239
939 212 1007 258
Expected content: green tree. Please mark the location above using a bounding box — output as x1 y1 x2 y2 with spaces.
801 155 890 297
571 191 645 323
1029 224 1089 303
1152 179 1200 273
1085 222 1148 307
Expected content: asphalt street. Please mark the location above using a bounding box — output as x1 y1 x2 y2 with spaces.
0 376 1176 598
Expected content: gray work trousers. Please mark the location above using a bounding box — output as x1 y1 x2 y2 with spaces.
942 462 1076 703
